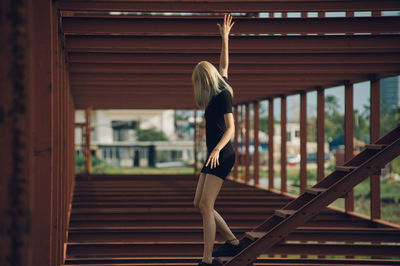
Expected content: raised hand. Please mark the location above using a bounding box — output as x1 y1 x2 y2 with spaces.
217 13 235 38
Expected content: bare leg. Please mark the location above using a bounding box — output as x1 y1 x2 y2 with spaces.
198 174 224 264
193 173 239 246
213 209 239 245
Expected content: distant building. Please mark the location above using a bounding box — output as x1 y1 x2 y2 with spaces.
381 76 400 110
75 109 194 167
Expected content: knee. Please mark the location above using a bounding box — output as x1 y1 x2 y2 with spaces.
198 200 213 213
193 200 200 210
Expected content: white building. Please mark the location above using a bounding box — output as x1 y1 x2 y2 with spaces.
75 109 195 168
75 109 176 144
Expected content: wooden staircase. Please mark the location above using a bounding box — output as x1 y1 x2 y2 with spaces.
214 124 400 265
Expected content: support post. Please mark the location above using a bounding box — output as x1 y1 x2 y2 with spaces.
234 105 239 180
345 82 355 212
300 92 307 194
281 96 287 193
240 104 245 180
268 99 274 189
317 88 325 182
85 106 92 175
245 102 250 184
254 101 260 185
370 77 381 219
193 108 198 173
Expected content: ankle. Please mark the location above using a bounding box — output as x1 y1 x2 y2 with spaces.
227 238 239 245
202 258 213 264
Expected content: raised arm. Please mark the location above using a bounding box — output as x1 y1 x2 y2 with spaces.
217 14 235 78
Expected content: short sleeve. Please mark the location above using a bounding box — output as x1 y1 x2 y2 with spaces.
219 90 233 114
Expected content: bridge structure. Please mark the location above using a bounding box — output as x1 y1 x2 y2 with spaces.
1 0 400 265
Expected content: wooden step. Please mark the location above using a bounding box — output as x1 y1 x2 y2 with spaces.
305 187 347 199
365 144 386 150
214 256 232 265
245 231 268 241
305 187 328 195
275 209 297 218
335 166 357 172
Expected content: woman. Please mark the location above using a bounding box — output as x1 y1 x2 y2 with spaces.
192 14 243 266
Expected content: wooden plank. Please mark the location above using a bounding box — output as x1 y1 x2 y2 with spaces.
275 209 297 218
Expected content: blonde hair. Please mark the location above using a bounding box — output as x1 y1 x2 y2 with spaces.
192 61 234 109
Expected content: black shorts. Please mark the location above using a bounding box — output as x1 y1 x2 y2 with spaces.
200 142 236 181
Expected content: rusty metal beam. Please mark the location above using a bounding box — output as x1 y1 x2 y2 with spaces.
70 73 380 83
240 105 245 180
70 81 357 88
245 103 250 183
57 0 400 12
193 108 197 173
253 101 260 186
317 88 325 182
370 77 381 220
281 96 287 193
68 63 400 74
300 92 307 194
344 82 354 212
29 0 54 264
65 241 400 257
66 227 400 243
65 35 400 53
268 99 274 189
233 105 239 181
84 106 92 174
68 52 400 64
61 16 400 35
72 100 196 110
69 83 357 94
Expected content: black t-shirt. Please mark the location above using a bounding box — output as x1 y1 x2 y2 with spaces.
204 76 233 153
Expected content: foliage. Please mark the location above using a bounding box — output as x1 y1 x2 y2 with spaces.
75 153 85 167
137 127 169 141
75 153 108 173
324 95 344 142
174 110 191 121
353 109 369 144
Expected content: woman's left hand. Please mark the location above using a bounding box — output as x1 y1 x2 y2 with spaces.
217 13 235 38
206 147 221 169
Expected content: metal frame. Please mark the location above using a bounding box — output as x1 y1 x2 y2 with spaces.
2 1 400 265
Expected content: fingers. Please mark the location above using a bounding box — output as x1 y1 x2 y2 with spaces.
205 155 220 169
223 13 234 29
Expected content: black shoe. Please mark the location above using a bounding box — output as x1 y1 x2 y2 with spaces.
198 261 213 266
212 239 243 257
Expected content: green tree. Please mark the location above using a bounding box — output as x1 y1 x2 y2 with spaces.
324 95 344 142
354 109 369 144
174 110 191 121
137 127 169 141
362 98 400 137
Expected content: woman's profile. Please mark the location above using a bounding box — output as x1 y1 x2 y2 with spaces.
192 14 243 266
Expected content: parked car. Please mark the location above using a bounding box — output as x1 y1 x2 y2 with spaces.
287 154 300 166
